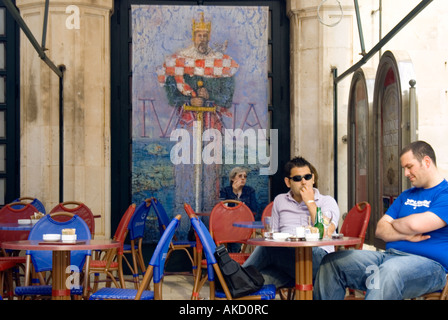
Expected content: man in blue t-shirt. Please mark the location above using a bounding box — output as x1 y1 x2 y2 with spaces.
314 141 448 300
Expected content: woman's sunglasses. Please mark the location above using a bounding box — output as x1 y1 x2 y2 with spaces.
289 174 313 182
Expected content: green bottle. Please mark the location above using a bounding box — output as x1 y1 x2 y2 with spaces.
314 207 324 239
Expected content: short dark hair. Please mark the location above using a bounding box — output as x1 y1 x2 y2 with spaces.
400 141 437 166
284 156 313 177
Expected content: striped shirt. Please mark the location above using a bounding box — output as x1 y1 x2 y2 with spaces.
271 189 340 253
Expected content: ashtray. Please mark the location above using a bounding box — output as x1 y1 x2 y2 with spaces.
332 233 344 239
287 236 305 242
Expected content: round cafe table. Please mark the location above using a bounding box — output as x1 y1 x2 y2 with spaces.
247 236 361 300
1 239 121 300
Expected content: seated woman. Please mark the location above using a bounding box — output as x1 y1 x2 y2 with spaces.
220 167 258 252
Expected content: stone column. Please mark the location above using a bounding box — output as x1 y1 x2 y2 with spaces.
287 0 354 203
17 0 113 238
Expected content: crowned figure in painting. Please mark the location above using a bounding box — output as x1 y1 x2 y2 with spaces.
157 12 239 111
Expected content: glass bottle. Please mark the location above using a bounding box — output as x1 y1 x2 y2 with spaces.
314 207 324 239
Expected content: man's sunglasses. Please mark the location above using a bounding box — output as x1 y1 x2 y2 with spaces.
289 174 313 182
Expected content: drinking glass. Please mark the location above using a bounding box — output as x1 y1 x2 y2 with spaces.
322 212 332 239
264 216 273 239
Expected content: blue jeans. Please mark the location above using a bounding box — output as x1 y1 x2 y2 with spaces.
242 246 327 288
314 248 447 300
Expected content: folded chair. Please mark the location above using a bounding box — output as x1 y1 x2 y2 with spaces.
123 199 152 288
185 203 276 300
14 212 91 299
87 204 135 293
89 214 182 300
150 197 196 275
209 200 254 264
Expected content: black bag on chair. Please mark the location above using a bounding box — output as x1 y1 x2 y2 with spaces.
214 244 264 298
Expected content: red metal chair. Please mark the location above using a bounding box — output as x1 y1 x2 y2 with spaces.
50 201 99 238
339 201 371 250
339 201 371 300
0 202 41 298
209 200 254 264
0 202 39 243
87 204 136 294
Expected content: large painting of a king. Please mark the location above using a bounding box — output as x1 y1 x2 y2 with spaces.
131 5 269 242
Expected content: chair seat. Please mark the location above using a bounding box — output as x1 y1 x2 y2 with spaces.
15 285 84 296
89 287 154 300
90 260 119 269
122 244 138 251
215 284 277 300
0 261 17 271
0 256 26 264
229 253 250 264
173 240 196 247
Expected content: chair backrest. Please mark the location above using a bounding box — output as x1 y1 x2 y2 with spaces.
128 199 151 240
50 201 95 238
340 201 371 249
209 200 254 245
114 204 136 254
150 197 171 236
0 202 40 223
12 197 46 214
27 212 92 272
261 201 273 224
149 214 182 284
184 203 217 282
0 202 40 243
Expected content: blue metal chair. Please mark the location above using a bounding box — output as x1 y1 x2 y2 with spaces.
185 203 276 300
89 214 182 300
14 212 91 299
12 197 46 214
150 198 196 275
123 199 152 288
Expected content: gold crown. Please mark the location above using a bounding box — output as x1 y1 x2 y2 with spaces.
192 12 211 36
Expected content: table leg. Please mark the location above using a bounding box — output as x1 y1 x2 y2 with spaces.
295 247 313 300
304 247 313 300
52 250 71 300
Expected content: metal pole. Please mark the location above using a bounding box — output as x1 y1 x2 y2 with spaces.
335 0 433 84
354 0 366 56
332 68 338 203
2 0 62 78
59 65 66 203
42 0 49 50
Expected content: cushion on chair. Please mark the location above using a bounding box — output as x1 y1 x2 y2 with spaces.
173 240 196 247
89 260 119 268
123 244 138 251
89 287 154 300
15 285 84 296
214 284 276 300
